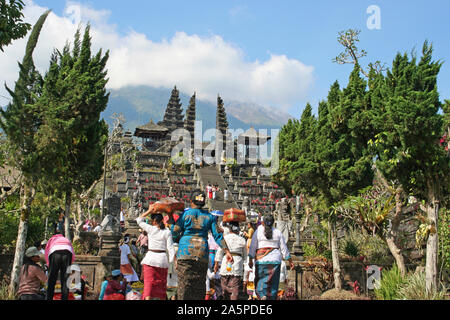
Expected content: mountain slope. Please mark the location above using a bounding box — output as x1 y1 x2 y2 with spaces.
102 85 292 133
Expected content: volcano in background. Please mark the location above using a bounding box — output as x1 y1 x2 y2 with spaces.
102 85 293 133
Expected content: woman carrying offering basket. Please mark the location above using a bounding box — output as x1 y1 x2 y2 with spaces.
136 203 176 300
165 190 234 300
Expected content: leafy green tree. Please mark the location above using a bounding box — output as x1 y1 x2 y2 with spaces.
0 0 31 51
371 42 450 292
35 25 109 241
443 100 449 155
288 103 317 196
277 68 375 290
310 66 374 290
273 118 299 194
0 10 50 295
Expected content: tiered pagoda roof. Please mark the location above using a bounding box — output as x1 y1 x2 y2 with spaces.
158 86 184 133
134 119 169 138
184 93 196 139
216 95 229 135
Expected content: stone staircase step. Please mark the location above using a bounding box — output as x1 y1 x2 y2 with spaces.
197 166 239 212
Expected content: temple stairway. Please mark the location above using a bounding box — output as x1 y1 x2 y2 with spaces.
197 165 239 212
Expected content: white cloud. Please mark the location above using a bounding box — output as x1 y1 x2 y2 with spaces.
0 1 315 111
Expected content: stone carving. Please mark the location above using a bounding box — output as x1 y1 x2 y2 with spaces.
129 191 141 218
275 198 292 241
99 214 120 237
242 196 250 214
252 167 258 177
189 148 194 164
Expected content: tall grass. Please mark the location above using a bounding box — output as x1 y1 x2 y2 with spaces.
397 271 447 300
374 264 407 300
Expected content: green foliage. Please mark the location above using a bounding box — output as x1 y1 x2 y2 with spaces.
374 264 407 300
0 0 32 51
35 24 109 203
339 227 391 264
0 193 48 254
335 185 396 237
341 239 360 258
439 208 450 272
397 271 447 300
72 239 83 255
0 10 50 184
370 42 449 201
303 243 321 259
361 236 392 265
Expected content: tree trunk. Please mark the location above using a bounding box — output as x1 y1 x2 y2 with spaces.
65 190 72 241
73 199 84 243
329 219 342 290
386 187 407 276
9 185 34 297
425 180 439 293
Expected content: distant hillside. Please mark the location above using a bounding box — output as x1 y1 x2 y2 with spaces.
102 85 292 133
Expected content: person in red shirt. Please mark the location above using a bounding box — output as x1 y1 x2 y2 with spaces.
17 247 47 300
103 270 127 300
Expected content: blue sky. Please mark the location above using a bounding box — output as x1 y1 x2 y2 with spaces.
2 1 449 119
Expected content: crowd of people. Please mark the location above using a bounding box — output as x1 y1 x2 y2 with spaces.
206 183 221 201
100 189 294 300
16 189 295 301
17 231 90 300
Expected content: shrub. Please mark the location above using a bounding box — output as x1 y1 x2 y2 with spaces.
303 243 321 259
341 239 360 258
439 208 450 275
397 271 447 300
374 264 407 300
323 249 333 261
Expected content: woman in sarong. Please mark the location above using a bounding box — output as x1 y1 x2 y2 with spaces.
248 214 294 300
136 209 175 300
166 190 233 300
214 221 247 300
119 236 140 283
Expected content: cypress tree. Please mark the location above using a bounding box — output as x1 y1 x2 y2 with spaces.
273 118 299 194
312 66 375 290
36 25 109 241
0 10 50 296
288 103 317 196
372 42 449 291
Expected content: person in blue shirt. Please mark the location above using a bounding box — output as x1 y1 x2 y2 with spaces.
98 272 112 300
166 190 233 300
